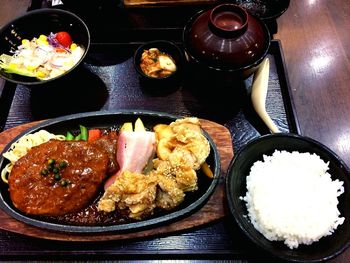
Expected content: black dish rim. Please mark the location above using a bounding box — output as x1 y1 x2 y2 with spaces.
133 40 184 81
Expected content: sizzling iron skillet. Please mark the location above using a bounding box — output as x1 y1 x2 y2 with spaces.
0 110 220 233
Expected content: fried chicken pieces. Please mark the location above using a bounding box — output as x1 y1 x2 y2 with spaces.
97 118 211 220
98 171 158 219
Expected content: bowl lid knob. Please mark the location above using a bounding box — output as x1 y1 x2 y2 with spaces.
209 4 248 38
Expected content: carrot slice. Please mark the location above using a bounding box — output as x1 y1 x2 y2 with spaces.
201 162 214 178
88 129 102 142
55 48 67 53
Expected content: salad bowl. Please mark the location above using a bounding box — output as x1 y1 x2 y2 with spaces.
0 8 90 86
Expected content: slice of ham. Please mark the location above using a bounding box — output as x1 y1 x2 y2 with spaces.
104 131 156 190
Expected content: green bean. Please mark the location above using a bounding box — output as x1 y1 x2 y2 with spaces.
79 125 88 141
66 131 74 141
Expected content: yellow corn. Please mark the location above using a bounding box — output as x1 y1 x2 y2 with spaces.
36 38 48 46
36 71 46 78
9 63 17 69
26 65 37 71
39 35 47 41
70 43 77 50
21 39 29 45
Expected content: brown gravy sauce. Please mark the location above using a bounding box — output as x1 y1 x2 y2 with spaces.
34 127 132 226
47 194 130 226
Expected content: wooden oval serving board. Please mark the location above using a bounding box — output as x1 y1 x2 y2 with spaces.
0 119 233 241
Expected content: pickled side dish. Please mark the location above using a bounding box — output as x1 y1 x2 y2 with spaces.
140 48 177 78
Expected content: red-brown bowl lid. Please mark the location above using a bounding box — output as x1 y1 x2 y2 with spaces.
183 4 270 70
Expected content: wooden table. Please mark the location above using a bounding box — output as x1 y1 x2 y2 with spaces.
0 0 349 262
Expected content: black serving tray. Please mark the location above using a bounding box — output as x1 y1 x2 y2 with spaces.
0 1 300 260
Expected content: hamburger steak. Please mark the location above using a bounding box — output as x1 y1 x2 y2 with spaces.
8 139 109 216
91 131 119 175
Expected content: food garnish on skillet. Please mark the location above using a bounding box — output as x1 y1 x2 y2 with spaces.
1 117 212 225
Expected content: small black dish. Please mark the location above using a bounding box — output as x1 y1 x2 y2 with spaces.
0 8 90 86
133 40 183 88
229 0 290 21
226 133 350 262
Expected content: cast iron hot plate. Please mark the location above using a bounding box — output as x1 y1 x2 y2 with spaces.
0 110 220 233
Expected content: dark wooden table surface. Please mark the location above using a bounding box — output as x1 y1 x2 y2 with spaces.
0 0 350 262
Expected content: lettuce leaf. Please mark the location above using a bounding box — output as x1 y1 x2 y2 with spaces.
0 54 36 78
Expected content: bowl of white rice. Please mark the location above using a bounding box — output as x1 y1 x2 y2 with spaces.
226 133 350 262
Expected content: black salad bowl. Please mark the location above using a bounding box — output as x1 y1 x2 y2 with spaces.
0 8 90 86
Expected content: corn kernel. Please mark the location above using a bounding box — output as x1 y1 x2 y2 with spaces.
21 39 29 45
36 39 48 46
39 35 47 41
36 71 46 78
26 65 37 71
70 43 77 51
9 63 17 69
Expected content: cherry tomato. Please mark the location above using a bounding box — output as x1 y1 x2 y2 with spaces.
55 32 72 48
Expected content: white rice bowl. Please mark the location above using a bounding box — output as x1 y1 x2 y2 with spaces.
241 150 345 249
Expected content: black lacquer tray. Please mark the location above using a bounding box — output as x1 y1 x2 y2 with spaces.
0 0 299 260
